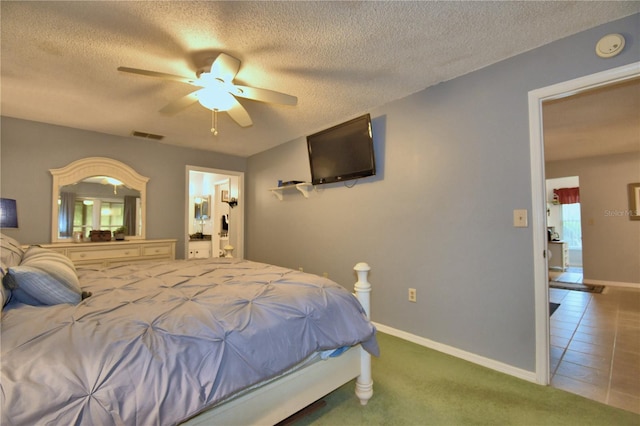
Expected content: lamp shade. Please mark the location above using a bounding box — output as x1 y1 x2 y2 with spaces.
0 198 18 228
196 87 237 111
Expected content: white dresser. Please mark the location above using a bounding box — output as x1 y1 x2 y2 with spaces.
35 239 177 268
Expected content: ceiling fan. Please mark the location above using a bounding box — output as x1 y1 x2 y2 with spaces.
118 53 297 134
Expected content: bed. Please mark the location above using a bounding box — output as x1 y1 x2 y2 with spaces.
0 235 378 425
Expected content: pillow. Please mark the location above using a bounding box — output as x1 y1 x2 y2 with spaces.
0 233 24 268
4 246 81 305
0 261 11 308
1 283 10 308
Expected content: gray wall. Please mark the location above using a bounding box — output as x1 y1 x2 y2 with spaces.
0 117 246 256
546 152 640 284
246 14 640 372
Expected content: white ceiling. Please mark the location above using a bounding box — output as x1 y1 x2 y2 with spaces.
1 1 638 158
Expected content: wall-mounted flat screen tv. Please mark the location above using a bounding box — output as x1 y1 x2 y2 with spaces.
306 114 376 185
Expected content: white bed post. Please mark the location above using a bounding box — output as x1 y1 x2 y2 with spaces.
353 262 373 405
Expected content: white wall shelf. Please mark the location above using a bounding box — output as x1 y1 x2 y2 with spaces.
269 183 313 201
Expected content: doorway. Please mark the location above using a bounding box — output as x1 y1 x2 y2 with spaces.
528 62 640 385
546 176 583 284
185 166 244 260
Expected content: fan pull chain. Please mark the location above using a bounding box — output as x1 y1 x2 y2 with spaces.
211 109 219 136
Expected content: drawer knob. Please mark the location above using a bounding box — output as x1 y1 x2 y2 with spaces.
80 253 86 258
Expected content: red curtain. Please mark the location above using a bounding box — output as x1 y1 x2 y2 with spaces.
554 187 580 204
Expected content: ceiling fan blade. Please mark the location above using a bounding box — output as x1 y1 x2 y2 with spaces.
159 91 199 115
226 99 253 127
117 67 194 84
234 85 298 106
209 53 241 83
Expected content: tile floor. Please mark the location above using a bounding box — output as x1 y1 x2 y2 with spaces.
549 278 640 415
549 267 585 284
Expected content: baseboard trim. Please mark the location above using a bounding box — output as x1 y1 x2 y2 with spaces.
583 279 640 289
373 322 538 383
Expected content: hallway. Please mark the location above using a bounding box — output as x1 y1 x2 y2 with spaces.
549 285 640 414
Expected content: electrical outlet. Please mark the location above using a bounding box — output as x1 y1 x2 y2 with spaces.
298 267 304 272
323 272 329 278
408 288 417 302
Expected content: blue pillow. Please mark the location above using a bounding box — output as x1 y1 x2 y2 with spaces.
4 246 81 306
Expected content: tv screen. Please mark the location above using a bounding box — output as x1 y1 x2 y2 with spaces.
306 114 376 185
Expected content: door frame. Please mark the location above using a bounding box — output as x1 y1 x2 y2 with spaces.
528 61 640 385
185 165 245 260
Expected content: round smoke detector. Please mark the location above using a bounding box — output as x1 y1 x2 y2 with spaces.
595 33 625 58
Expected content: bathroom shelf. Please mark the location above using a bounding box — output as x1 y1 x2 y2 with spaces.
269 182 313 200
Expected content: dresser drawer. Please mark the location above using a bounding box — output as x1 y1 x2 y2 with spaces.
67 246 141 262
45 247 68 255
74 260 109 268
142 244 173 258
34 239 177 267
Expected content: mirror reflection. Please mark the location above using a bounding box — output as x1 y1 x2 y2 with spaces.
58 177 142 239
50 157 148 243
194 196 210 220
191 195 211 240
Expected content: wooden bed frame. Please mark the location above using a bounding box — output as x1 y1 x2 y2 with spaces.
183 262 374 425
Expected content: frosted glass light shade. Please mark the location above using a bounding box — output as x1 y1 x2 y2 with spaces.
197 87 236 111
104 177 122 186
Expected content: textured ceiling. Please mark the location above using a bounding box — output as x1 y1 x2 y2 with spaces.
1 1 638 158
543 78 640 162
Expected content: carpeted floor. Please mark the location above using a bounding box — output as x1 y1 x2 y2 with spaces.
292 332 639 425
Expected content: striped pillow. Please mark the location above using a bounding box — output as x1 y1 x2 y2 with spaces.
4 246 81 305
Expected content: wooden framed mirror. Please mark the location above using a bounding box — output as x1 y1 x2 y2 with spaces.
50 157 149 242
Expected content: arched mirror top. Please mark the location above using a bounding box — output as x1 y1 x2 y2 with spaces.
50 157 149 243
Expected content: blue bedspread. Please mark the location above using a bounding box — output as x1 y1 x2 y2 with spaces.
1 258 378 425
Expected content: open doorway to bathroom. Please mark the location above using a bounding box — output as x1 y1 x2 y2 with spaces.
546 176 583 286
186 166 244 260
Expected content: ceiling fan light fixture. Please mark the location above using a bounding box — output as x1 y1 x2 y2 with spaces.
103 177 123 186
196 87 236 112
118 52 294 132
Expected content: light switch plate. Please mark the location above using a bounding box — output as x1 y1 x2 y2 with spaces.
513 209 528 227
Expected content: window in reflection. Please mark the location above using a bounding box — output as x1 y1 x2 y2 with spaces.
72 200 93 236
58 177 140 239
66 199 126 238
